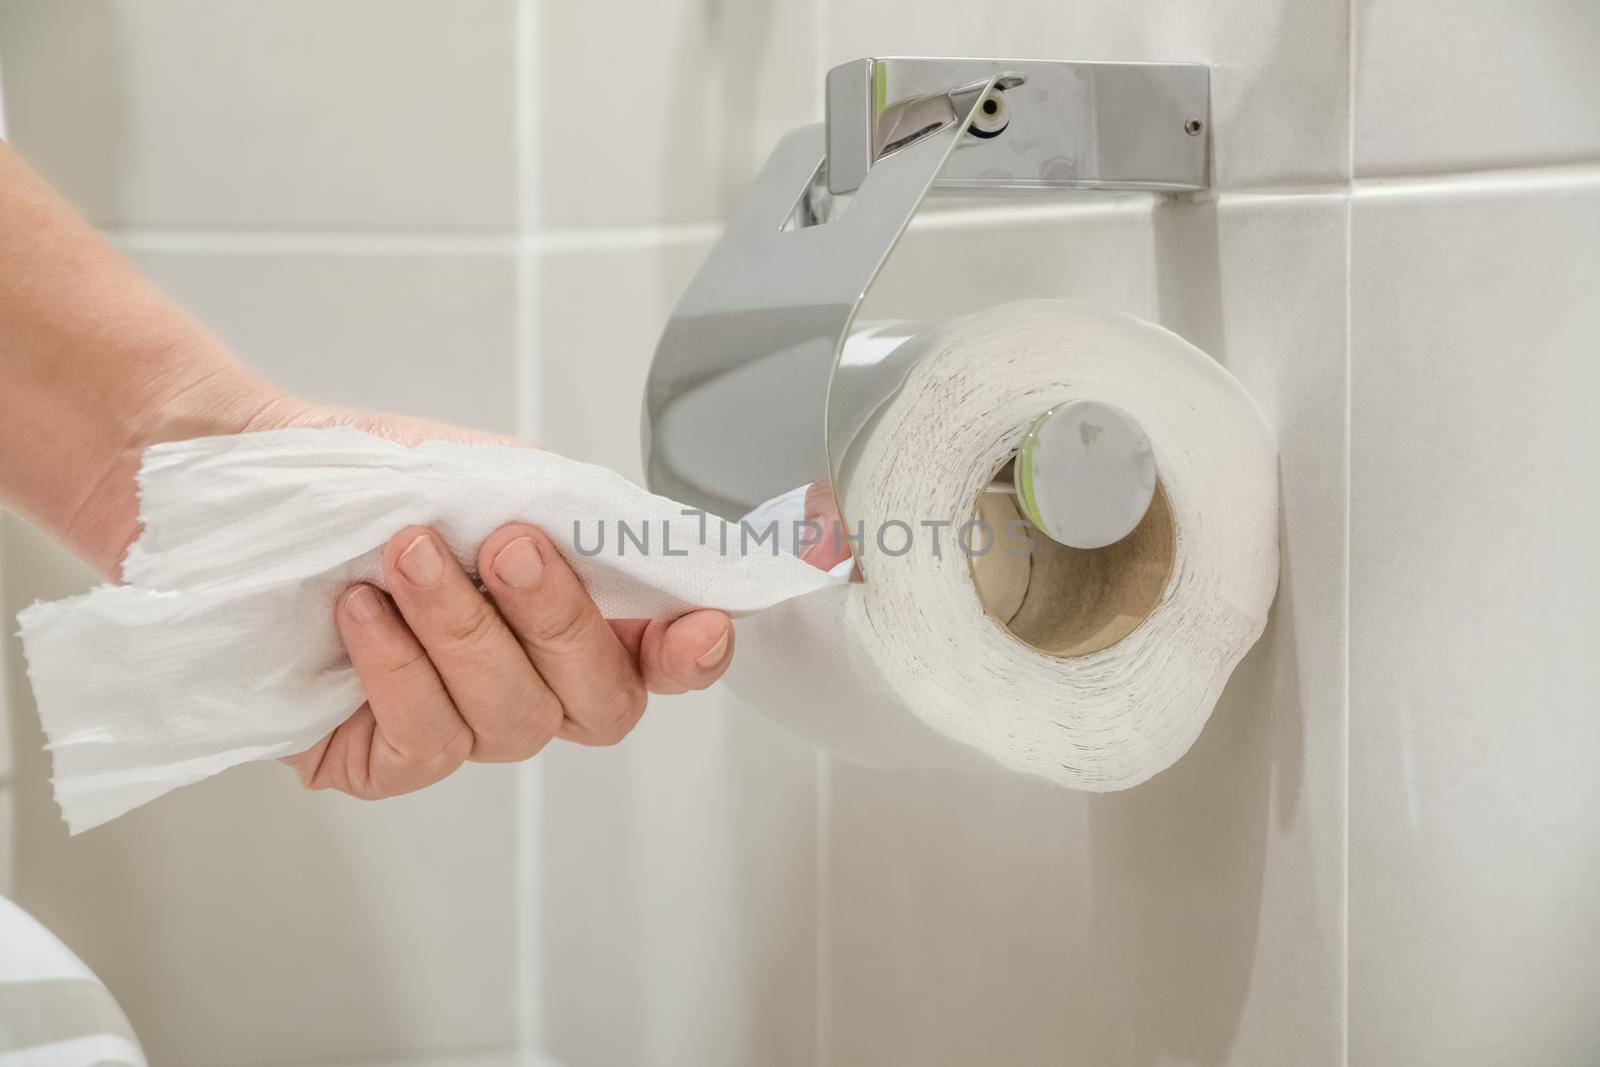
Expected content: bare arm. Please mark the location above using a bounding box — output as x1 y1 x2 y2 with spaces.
0 141 286 574
0 139 741 799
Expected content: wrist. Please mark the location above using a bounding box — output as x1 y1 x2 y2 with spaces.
68 352 292 578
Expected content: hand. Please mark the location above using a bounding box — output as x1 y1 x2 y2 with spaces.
799 481 857 573
262 405 737 799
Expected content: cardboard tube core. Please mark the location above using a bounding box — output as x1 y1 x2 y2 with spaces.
971 474 1177 658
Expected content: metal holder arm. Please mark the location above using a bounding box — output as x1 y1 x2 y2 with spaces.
642 57 1209 526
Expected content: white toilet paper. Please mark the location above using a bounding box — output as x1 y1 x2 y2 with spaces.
18 300 1277 833
728 300 1280 787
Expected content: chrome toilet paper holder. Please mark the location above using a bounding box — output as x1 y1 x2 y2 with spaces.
642 56 1210 545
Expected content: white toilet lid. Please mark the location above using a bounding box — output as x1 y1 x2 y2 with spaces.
0 895 146 1066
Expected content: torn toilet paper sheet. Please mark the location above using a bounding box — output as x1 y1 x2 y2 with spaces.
19 428 845 833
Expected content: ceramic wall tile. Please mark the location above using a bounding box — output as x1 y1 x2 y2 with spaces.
1354 0 1600 176
0 0 517 229
538 0 817 228
534 698 819 1067
124 245 520 434
1349 175 1600 1065
536 236 713 476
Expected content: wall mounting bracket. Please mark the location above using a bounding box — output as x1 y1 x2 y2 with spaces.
642 57 1210 534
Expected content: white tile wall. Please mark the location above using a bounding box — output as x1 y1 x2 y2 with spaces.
538 0 817 228
536 236 716 476
121 244 521 433
2 1 1597 1064
1349 174 1600 1065
533 698 820 1067
1354 0 1600 176
0 0 519 230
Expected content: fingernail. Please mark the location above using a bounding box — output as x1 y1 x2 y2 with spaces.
492 536 544 588
344 585 386 623
694 627 731 670
396 533 444 586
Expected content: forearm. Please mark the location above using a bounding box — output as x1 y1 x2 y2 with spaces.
0 141 283 575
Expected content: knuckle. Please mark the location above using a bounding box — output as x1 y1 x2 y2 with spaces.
402 721 473 772
470 693 563 763
527 695 566 738
441 600 502 650
360 780 408 802
596 720 635 747
589 686 647 746
578 724 625 747
616 681 649 726
405 718 472 763
527 592 597 649
509 714 559 760
439 725 476 766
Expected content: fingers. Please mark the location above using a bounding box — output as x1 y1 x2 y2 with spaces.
802 481 854 571
478 524 647 747
295 521 725 800
381 527 564 762
313 584 474 798
636 611 734 695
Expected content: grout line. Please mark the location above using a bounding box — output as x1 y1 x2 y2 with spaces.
814 0 830 123
810 6 829 1065
512 0 543 1063
106 230 524 256
1194 182 1354 202
813 751 833 1067
533 220 724 253
91 198 1223 259
514 5 542 444
0 512 11 899
292 1047 533 1067
1352 161 1600 198
96 158 1600 260
1342 0 1357 1061
102 223 722 256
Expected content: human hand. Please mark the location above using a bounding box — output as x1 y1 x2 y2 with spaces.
798 481 857 573
257 404 739 799
281 520 736 798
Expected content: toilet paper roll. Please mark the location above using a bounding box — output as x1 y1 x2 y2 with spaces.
17 299 1275 832
728 299 1280 789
